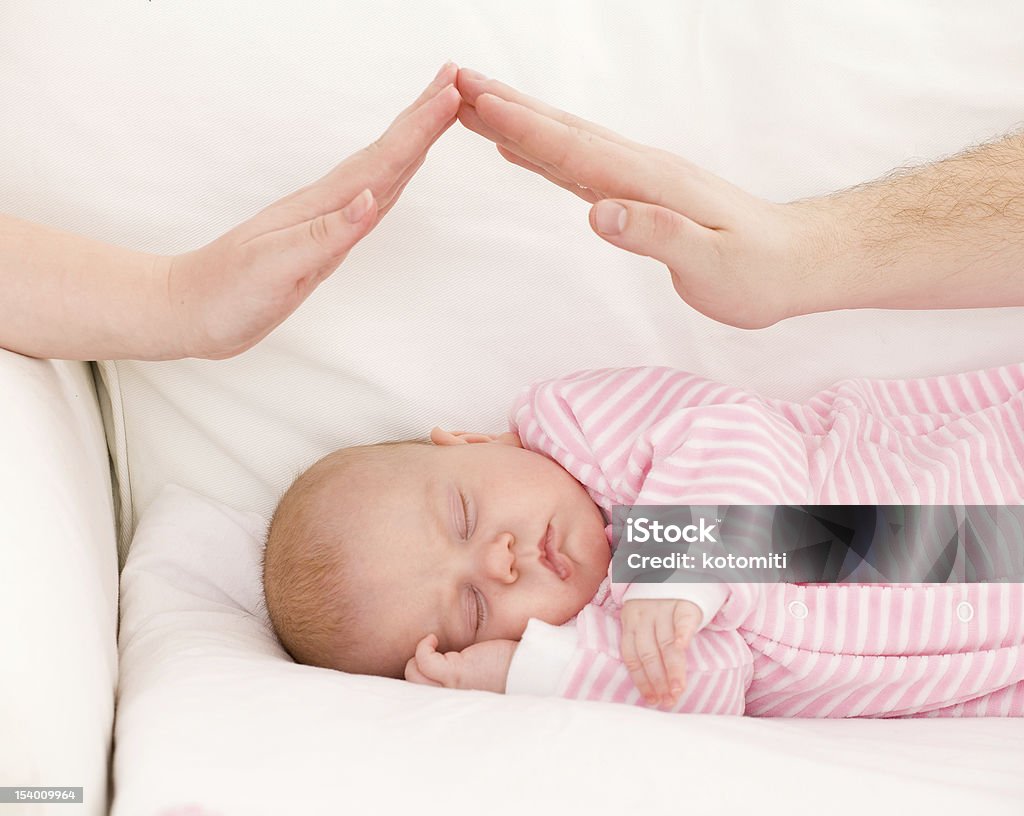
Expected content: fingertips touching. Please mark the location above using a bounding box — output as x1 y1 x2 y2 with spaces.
395 62 460 125
458 68 639 152
455 67 489 103
433 60 458 87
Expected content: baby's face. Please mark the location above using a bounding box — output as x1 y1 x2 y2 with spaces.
330 436 611 677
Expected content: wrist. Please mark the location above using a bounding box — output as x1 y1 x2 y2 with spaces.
776 195 867 319
137 253 193 361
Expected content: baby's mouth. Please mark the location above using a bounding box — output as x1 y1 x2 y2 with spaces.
539 524 573 581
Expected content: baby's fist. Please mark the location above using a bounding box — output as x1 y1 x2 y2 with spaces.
404 634 518 693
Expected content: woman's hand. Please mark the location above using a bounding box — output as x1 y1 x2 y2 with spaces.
167 64 461 360
456 68 834 329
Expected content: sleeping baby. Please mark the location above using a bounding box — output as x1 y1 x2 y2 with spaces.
262 365 1024 717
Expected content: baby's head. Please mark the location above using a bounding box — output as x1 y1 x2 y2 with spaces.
262 428 610 679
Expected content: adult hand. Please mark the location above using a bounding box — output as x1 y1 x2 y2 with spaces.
168 63 461 359
456 68 833 329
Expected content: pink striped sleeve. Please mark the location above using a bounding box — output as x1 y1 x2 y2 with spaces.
512 363 1024 509
550 605 752 714
509 366 812 511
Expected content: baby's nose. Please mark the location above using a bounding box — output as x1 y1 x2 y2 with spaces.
485 533 518 584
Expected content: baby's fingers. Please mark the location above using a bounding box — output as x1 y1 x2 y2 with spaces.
622 628 666 706
657 610 689 700
404 657 442 687
412 634 459 688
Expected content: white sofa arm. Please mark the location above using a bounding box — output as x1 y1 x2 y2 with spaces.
0 350 118 816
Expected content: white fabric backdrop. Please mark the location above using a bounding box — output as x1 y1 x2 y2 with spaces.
3 1 1023 550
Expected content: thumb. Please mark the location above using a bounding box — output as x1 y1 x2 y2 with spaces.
277 188 378 282
589 199 716 270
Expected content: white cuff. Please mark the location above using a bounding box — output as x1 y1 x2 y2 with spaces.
505 618 579 696
620 582 729 632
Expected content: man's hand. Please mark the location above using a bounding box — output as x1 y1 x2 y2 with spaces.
457 67 1024 326
166 64 461 360
404 634 518 694
455 67 822 330
620 599 702 707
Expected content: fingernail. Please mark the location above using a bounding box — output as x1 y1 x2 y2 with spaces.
343 188 373 223
461 68 488 81
595 200 627 235
433 61 453 83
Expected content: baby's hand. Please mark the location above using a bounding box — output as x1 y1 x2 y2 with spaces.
404 634 517 694
620 599 702 707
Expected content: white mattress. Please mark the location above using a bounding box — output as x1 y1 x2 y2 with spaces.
2 1 1022 813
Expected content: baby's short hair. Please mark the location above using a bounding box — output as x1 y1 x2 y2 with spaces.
262 439 427 676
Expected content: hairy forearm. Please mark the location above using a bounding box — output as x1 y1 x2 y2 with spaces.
0 214 179 360
791 130 1024 314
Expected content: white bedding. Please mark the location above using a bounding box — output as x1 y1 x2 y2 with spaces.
2 1 1023 813
0 353 117 816
116 486 1024 815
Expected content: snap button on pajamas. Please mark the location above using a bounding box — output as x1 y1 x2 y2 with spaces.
956 601 975 622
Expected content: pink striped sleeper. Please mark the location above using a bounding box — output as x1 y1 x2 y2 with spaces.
504 365 1024 717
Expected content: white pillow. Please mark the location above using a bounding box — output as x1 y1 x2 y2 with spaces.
115 484 1024 815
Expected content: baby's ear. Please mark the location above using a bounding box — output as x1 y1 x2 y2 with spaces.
429 427 523 447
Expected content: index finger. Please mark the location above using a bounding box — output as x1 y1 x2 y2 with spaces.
471 93 672 209
346 83 461 187
395 61 458 125
457 68 642 152
292 82 459 220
